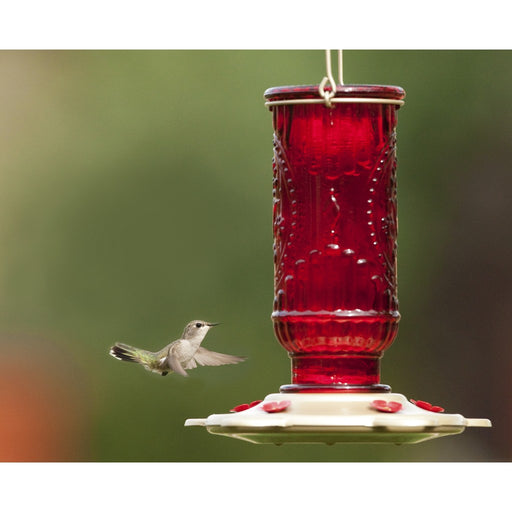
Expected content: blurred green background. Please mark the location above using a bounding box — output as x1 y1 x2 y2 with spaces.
0 50 510 462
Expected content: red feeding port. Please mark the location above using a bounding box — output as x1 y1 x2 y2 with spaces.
265 84 405 393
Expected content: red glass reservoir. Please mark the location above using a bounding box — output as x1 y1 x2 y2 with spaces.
265 85 406 392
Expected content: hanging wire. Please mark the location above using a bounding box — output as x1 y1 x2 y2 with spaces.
337 49 344 86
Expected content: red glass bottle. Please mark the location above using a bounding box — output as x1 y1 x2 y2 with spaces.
265 85 406 392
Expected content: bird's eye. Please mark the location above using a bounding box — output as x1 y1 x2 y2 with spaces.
195 322 202 328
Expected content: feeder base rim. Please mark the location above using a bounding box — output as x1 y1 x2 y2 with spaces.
185 391 491 445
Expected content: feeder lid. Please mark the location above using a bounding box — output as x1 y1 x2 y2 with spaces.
264 84 406 107
185 392 491 445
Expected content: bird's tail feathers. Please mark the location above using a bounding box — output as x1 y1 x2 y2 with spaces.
109 343 141 363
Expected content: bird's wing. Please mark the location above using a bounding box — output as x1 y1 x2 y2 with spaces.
192 347 246 367
166 347 188 377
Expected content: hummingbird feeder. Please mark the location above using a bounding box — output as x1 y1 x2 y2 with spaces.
186 51 491 444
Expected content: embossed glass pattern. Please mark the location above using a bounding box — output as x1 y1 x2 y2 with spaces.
265 85 405 392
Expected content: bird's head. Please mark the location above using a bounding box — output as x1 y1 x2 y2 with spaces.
182 320 219 341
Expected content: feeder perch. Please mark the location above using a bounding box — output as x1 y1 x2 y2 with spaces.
185 51 491 444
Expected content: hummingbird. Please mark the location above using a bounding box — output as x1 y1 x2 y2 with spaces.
109 320 246 377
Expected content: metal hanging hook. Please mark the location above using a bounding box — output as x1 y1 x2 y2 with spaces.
319 50 344 107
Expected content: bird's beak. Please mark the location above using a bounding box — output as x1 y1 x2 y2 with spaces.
207 322 220 327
